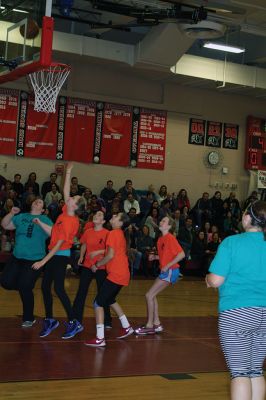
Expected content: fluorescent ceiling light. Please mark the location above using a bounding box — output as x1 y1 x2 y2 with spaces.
0 6 28 13
203 42 245 53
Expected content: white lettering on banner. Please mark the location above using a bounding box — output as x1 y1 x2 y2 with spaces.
26 141 54 148
57 105 65 152
0 137 14 142
131 121 138 154
0 120 16 124
95 110 103 155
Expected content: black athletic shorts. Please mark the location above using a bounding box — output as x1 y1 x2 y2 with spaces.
95 278 122 307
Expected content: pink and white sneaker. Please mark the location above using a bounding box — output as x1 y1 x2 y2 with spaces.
154 324 164 333
134 326 155 335
117 326 134 339
84 337 106 347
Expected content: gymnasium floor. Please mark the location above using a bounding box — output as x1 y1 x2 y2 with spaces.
0 276 232 399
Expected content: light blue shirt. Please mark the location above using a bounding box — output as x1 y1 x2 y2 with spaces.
12 213 53 261
209 232 266 312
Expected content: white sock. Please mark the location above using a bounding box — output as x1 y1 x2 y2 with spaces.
96 324 105 340
119 314 130 329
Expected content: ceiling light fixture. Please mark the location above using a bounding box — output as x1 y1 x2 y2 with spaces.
203 42 245 53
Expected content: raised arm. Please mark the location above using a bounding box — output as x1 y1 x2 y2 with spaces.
64 162 74 203
1 207 20 230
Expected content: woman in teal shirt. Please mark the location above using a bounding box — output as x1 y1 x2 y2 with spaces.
206 200 266 400
1 199 52 327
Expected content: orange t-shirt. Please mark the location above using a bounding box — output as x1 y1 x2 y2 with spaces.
48 206 79 251
80 228 109 270
157 233 183 270
84 221 94 231
105 229 130 286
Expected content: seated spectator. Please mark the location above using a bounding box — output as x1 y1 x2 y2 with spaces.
0 198 14 218
7 190 21 208
210 191 224 230
151 200 159 209
157 185 167 204
139 191 154 218
203 221 211 243
44 183 62 207
179 205 189 227
70 184 79 197
41 172 60 198
12 174 24 198
224 191 240 210
119 179 138 200
230 198 241 222
0 174 7 190
203 232 220 276
145 207 160 240
136 225 154 276
127 224 142 274
192 192 212 227
24 172 40 196
178 217 194 259
87 195 103 213
243 190 259 210
159 198 172 219
175 189 190 211
124 193 140 215
147 184 158 201
128 207 141 227
223 210 239 237
190 230 206 273
82 188 92 208
21 185 35 211
100 180 116 211
0 180 12 206
71 176 86 195
172 209 181 237
47 199 65 223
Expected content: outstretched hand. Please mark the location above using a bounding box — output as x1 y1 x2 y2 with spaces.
66 162 74 172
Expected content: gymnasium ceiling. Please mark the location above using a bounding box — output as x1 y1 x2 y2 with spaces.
1 1 266 98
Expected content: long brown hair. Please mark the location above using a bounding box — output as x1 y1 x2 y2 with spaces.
246 200 266 240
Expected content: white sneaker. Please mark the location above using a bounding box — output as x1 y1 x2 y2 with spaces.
22 319 36 328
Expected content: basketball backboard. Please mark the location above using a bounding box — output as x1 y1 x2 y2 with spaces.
0 0 53 83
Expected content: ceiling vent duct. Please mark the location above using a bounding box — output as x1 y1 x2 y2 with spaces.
178 21 226 39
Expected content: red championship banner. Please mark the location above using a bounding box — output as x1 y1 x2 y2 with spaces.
23 96 58 159
63 97 96 163
0 88 19 155
100 103 132 166
137 108 167 170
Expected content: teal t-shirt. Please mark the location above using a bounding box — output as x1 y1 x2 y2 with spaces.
12 213 53 261
209 232 266 312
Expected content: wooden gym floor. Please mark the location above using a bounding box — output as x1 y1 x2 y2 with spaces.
0 275 248 399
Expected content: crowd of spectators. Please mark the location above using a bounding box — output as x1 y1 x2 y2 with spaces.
0 171 262 277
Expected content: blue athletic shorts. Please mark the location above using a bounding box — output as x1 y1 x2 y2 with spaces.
159 268 179 284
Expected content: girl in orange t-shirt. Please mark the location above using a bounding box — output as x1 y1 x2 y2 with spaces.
71 210 112 329
135 216 185 335
32 163 83 339
85 213 133 347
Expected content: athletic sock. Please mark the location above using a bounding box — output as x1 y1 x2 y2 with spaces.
119 314 130 329
96 324 105 339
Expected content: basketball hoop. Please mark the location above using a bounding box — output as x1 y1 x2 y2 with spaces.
28 63 70 113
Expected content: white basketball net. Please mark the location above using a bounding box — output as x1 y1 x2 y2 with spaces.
28 64 70 113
